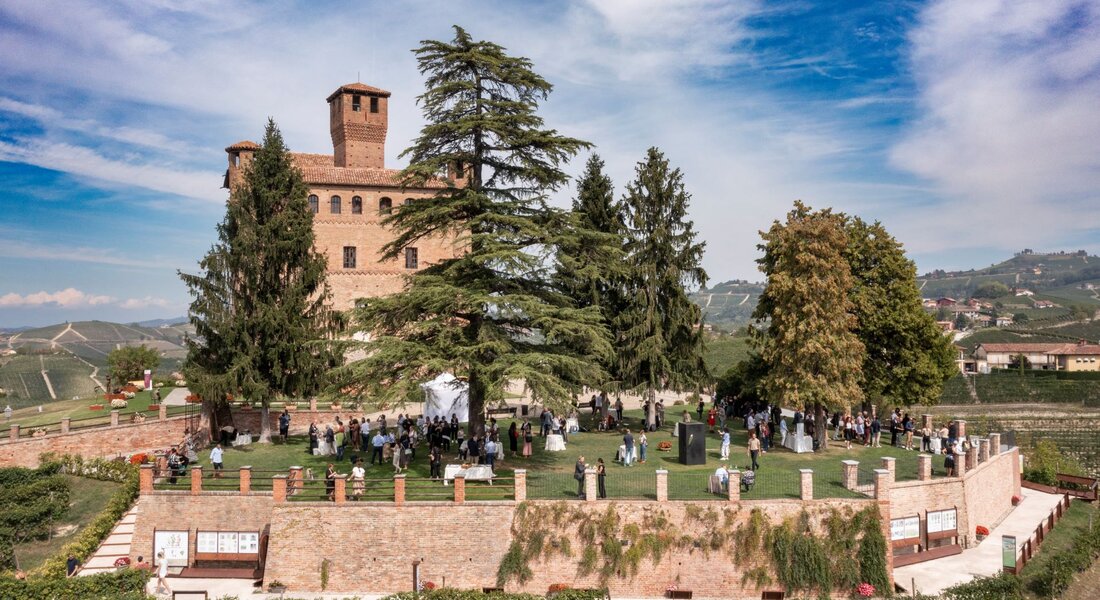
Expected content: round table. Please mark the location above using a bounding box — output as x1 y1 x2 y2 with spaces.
544 434 566 452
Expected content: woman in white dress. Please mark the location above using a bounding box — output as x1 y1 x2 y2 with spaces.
155 550 170 595
351 460 365 500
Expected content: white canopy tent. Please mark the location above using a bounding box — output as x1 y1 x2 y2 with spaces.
421 373 470 422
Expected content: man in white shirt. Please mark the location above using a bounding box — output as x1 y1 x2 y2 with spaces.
720 428 731 460
209 444 224 478
484 438 497 469
714 464 729 489
371 432 386 464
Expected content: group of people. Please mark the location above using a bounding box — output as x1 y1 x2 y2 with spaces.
587 391 666 432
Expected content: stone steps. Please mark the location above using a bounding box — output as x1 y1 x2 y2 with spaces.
77 505 139 577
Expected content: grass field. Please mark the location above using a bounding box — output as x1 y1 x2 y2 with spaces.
11 474 121 571
159 408 926 502
703 334 752 375
1018 500 1099 598
1 389 193 434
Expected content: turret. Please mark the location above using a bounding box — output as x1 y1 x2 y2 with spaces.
327 82 390 169
224 140 260 189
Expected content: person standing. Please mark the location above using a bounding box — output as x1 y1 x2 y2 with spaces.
66 555 78 577
325 463 337 501
638 430 648 464
696 398 705 422
484 437 497 469
508 422 519 457
522 421 533 458
155 550 171 595
351 459 365 500
278 410 291 443
720 428 731 460
596 458 607 499
308 422 319 454
574 455 587 499
903 414 915 450
370 430 385 465
430 446 442 479
622 429 635 466
871 414 882 448
747 432 761 471
614 397 624 423
209 444 224 479
890 408 902 447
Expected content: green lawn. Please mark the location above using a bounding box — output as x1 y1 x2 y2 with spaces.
160 408 925 501
1 389 193 434
12 474 121 571
1019 500 1099 598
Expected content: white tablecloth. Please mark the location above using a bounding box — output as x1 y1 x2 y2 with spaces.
929 438 943 454
233 433 253 447
443 464 495 485
313 441 335 456
565 418 579 433
783 434 814 453
545 434 566 452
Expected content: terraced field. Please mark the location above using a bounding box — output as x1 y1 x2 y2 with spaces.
0 355 54 407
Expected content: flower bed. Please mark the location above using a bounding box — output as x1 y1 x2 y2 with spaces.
88 404 104 411
110 399 128 409
146 404 160 411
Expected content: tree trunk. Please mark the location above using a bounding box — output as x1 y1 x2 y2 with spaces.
467 368 486 437
204 400 234 446
814 402 828 450
258 404 272 443
645 388 656 430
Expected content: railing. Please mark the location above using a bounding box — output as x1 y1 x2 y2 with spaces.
527 471 584 500
1009 493 1072 574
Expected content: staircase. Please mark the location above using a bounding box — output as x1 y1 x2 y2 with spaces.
77 505 138 576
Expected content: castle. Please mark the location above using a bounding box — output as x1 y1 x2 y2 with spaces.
224 83 460 309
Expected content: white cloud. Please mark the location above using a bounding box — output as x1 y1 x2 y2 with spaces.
0 288 114 307
117 296 172 309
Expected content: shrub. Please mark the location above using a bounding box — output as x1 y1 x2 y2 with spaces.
0 568 149 600
382 590 542 600
975 525 990 536
1022 440 1083 486
942 573 1022 600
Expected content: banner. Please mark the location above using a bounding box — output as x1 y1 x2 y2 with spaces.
1002 536 1017 571
144 369 152 391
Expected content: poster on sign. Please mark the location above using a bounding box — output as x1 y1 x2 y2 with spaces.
154 530 188 566
890 516 920 541
218 532 239 553
196 532 218 554
928 508 957 534
238 532 260 554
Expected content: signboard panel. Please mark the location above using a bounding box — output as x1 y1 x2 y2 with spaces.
154 530 188 567
891 516 920 541
196 532 218 554
1002 536 1017 571
927 508 958 534
217 532 239 554
238 532 260 554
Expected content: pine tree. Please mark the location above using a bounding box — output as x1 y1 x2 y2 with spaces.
180 119 342 443
844 217 957 408
752 201 864 449
332 26 608 435
618 147 708 429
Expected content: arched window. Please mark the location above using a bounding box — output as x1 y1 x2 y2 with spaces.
404 197 414 206
308 195 318 214
351 196 362 214
379 197 392 215
330 195 341 214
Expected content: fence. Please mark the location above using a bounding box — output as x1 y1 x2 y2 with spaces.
2 403 196 441
527 471 584 500
1007 494 1072 575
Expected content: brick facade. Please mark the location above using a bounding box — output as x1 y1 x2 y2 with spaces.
0 415 190 468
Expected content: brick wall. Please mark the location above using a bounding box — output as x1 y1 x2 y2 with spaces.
0 416 190 468
131 493 275 563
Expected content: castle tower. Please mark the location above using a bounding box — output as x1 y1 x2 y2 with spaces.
224 140 260 189
327 82 390 169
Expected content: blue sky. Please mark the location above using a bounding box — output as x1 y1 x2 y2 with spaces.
1 0 1098 327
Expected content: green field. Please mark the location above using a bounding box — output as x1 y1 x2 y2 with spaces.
1 389 194 435
11 474 121 571
703 334 752 375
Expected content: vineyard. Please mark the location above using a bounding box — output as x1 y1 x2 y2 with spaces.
947 415 1100 478
937 373 1100 406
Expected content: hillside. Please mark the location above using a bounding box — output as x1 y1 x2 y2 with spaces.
0 320 192 407
691 280 764 329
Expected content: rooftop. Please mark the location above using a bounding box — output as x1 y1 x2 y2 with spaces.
326 82 391 102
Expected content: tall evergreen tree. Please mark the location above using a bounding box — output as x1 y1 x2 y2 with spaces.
554 154 626 389
180 119 342 443
332 26 609 435
752 201 864 449
618 147 708 429
845 217 956 408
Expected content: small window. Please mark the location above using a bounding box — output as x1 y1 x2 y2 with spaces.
379 197 392 215
404 198 414 206
330 195 341 214
343 246 357 269
370 96 379 113
308 195 319 214
232 153 240 167
351 196 362 214
352 95 362 112
454 161 464 179
405 247 418 269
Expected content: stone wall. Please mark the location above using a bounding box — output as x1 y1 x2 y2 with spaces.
131 493 276 563
0 416 190 468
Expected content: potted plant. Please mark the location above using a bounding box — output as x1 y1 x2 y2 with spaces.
1011 494 1022 506
267 580 287 593
549 583 571 594
975 525 990 541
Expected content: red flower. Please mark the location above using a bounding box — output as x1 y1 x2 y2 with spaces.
975 525 990 536
114 556 131 567
423 581 437 590
856 582 875 597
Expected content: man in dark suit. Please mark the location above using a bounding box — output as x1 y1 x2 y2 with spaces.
574 455 587 499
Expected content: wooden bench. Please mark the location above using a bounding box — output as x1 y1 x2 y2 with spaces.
892 544 961 567
1056 473 1098 501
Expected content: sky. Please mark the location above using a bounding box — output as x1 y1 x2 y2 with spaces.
1 0 1099 327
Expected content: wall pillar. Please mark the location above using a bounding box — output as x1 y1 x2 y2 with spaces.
394 473 406 506
584 468 597 502
989 433 1001 456
239 466 252 495
842 460 859 490
873 468 891 501
655 469 668 502
158 403 168 421
956 420 967 439
921 414 933 430
513 469 527 502
800 469 814 501
9 424 18 441
140 464 154 494
190 465 202 495
309 398 318 412
334 475 347 504
978 439 990 464
60 418 71 434
272 475 287 503
288 466 302 497
728 470 741 502
956 449 967 478
918 454 932 481
110 410 120 427
967 445 978 471
881 457 896 484
453 474 465 504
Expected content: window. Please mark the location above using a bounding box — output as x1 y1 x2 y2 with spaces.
454 161 464 179
343 246 357 269
308 195 319 214
379 197 392 215
404 198 414 206
352 94 361 112
330 195 341 214
404 247 418 269
351 196 362 214
370 96 379 113
232 153 240 167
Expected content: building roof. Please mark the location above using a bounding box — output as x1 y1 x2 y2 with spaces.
225 140 260 152
1047 343 1100 356
288 153 448 189
326 82 391 102
977 343 1065 354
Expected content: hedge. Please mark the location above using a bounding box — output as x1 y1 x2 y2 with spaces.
0 567 149 599
941 573 1022 600
1029 509 1100 598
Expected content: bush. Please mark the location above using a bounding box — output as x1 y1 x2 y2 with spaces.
1022 440 1084 486
1029 509 1100 598
942 573 1022 600
0 568 149 600
382 590 542 600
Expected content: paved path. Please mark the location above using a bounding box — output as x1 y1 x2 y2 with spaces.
163 387 191 406
78 505 139 576
895 487 1066 595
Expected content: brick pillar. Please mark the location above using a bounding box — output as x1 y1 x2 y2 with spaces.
140 464 154 494
110 410 120 427
273 475 288 503
453 475 465 504
956 420 966 439
978 439 990 464
728 470 740 502
881 457 896 484
334 475 347 504
842 460 859 490
989 433 1001 456
918 454 932 481
239 466 252 495
655 469 668 502
967 445 978 470
190 465 202 495
394 474 406 506
309 398 318 412
60 417 71 434
922 414 933 430
159 403 168 420
956 449 967 478
873 468 891 501
288 466 302 497
584 468 597 502
800 469 814 501
9 424 18 440
155 455 167 479
513 469 527 502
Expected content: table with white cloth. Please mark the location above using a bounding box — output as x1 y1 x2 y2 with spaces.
232 433 253 447
929 438 942 454
782 423 814 453
544 434 566 452
313 441 335 456
443 464 495 485
565 418 580 433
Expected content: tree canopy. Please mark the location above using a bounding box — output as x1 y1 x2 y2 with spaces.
106 344 160 384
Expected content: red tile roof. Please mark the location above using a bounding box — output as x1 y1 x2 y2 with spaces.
225 140 260 152
977 343 1065 353
289 153 334 168
326 82 391 102
1047 344 1100 356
